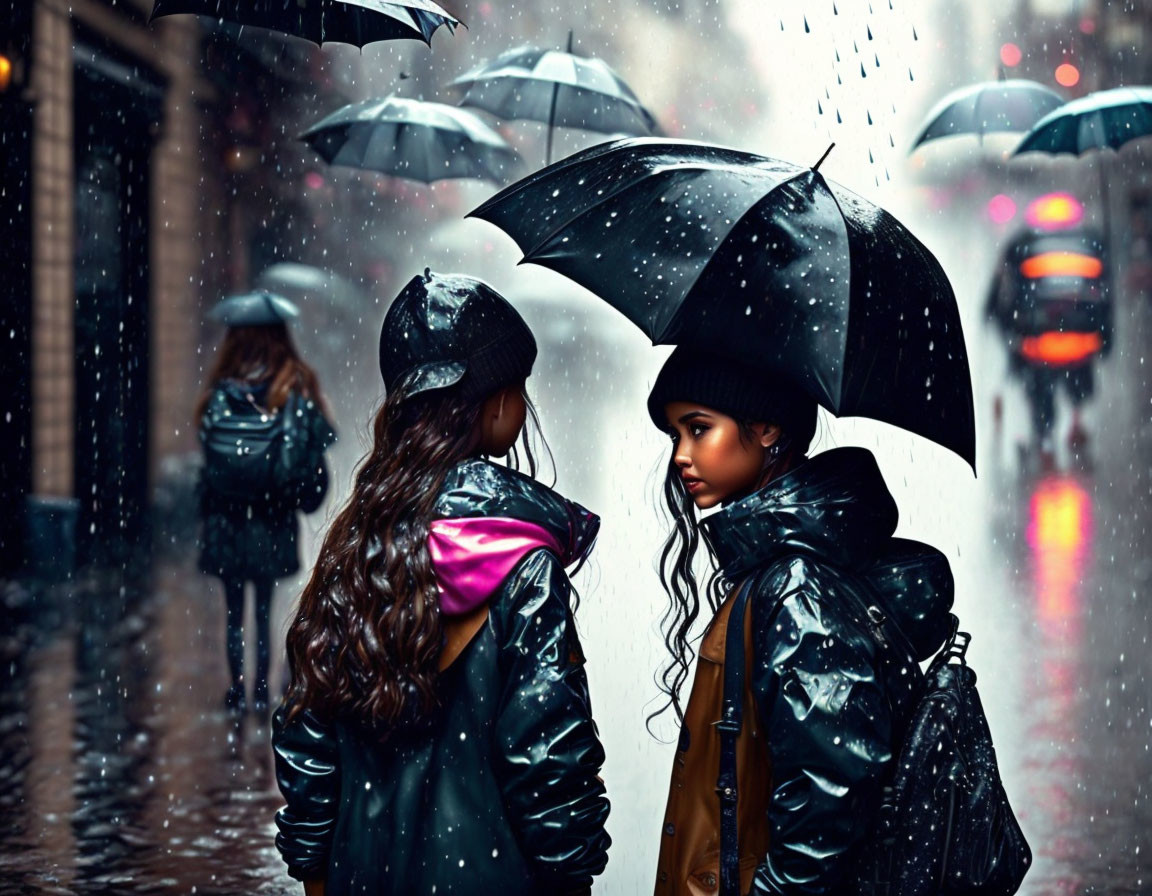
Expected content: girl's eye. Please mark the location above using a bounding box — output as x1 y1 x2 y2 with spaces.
688 424 708 438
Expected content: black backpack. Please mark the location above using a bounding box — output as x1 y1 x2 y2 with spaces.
200 387 333 511
717 579 1031 896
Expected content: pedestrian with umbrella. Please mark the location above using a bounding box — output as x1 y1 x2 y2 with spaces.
197 290 336 718
301 95 521 184
451 32 659 165
473 138 1030 896
1013 85 1152 256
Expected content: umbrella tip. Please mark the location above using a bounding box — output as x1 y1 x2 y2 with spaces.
812 142 836 171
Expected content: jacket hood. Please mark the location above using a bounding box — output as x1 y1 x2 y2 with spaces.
702 446 952 659
429 458 599 615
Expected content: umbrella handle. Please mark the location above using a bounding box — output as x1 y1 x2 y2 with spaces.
545 30 574 166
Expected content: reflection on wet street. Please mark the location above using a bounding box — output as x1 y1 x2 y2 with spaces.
1 569 287 894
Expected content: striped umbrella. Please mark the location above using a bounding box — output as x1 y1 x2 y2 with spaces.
451 34 657 164
301 97 520 184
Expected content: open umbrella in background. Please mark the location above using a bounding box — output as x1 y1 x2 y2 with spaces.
451 33 659 165
471 138 975 469
150 0 458 47
1013 86 1152 263
256 263 368 313
301 96 521 184
911 79 1064 151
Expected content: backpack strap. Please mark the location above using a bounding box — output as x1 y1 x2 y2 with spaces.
717 577 754 896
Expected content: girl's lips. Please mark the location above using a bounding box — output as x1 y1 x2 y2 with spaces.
683 477 704 492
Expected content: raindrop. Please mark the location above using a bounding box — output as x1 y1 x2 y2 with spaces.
780 18 785 30
833 0 838 12
835 47 841 62
818 100 824 115
836 109 843 124
912 25 918 40
860 61 867 78
909 68 915 81
804 15 810 32
869 148 874 163
867 24 873 40
867 110 873 125
875 52 881 67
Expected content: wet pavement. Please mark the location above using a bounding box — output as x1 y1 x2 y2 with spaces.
3 272 1152 896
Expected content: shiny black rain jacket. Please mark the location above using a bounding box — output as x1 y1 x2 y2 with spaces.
272 459 611 895
700 448 955 895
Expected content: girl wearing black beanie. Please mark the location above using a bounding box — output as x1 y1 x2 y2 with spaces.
647 346 955 896
273 270 610 896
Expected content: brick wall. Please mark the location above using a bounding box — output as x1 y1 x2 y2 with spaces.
31 0 75 498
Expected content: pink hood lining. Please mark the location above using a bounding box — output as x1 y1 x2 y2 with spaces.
428 517 565 616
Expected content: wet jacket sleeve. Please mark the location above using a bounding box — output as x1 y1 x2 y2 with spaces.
489 549 612 893
272 705 341 882
748 561 893 895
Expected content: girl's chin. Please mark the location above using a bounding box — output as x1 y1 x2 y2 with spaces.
691 492 723 510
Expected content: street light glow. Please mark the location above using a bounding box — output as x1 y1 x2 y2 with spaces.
0 55 12 92
1000 42 1022 67
1055 63 1080 87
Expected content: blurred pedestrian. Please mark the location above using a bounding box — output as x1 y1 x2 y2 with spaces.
272 271 611 896
645 348 955 896
196 291 336 718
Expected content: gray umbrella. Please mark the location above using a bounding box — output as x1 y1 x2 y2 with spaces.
451 34 658 164
150 0 457 48
301 97 521 184
256 263 367 312
209 290 300 327
911 79 1064 150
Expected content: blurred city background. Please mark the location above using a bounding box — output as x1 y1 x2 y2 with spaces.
1 0 1151 892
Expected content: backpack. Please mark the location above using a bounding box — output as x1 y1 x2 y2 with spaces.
717 578 1031 896
200 387 334 511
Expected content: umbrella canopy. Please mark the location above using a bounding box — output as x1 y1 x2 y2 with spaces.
1013 85 1152 155
210 290 300 327
150 0 457 48
256 263 367 312
912 79 1064 150
301 97 521 184
470 138 974 468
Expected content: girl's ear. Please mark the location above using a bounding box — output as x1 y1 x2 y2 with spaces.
757 424 782 448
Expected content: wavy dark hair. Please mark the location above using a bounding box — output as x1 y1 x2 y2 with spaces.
284 380 549 733
648 418 811 732
195 324 326 421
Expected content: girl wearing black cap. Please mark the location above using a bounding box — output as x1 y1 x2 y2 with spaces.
272 271 611 896
197 292 335 718
646 348 955 896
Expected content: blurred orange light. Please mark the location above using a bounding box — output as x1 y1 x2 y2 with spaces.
1055 63 1080 87
1000 43 1022 67
1025 192 1084 229
1027 476 1091 624
1020 331 1103 364
0 56 12 92
1020 251 1102 279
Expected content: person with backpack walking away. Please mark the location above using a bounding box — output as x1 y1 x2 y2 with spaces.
646 348 1029 896
197 290 336 718
272 270 611 896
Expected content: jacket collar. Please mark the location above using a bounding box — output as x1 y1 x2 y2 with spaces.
701 447 953 661
434 458 599 567
701 447 898 577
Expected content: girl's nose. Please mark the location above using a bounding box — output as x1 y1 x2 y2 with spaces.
674 451 691 470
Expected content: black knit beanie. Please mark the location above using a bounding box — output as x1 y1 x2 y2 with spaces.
647 347 819 452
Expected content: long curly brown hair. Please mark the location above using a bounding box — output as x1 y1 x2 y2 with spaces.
284 381 547 733
195 324 325 421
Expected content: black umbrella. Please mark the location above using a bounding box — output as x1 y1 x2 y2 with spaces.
451 33 658 164
301 97 520 184
1013 85 1152 156
911 79 1064 150
470 138 975 468
150 0 458 48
